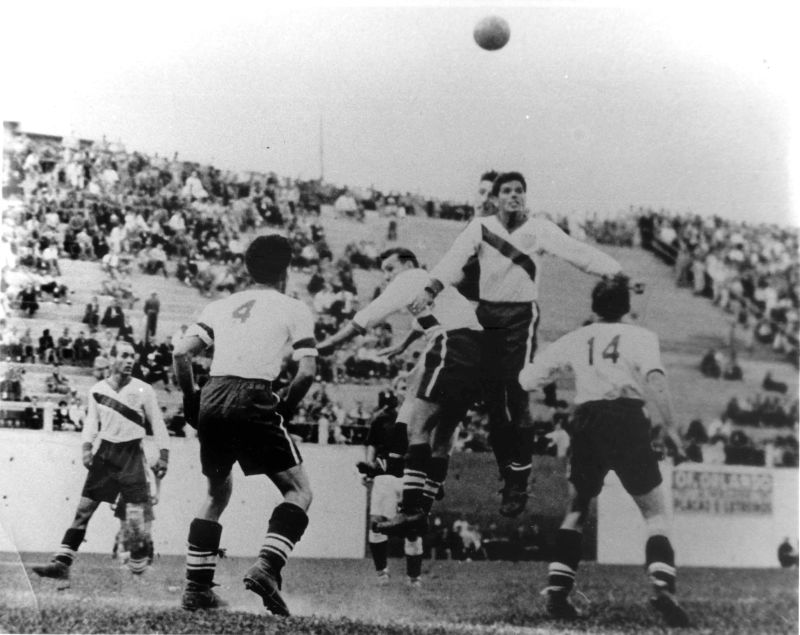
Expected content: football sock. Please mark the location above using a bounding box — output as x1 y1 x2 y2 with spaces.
547 529 583 592
54 528 85 566
259 501 309 573
421 456 449 514
368 533 389 572
402 444 431 513
404 537 423 579
645 535 676 593
186 518 222 587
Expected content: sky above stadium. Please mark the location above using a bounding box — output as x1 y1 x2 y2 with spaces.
2 1 797 225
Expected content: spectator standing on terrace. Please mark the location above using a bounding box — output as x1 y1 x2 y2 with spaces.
83 296 101 332
144 292 161 343
410 171 621 518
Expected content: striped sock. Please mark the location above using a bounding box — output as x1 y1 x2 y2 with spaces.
421 456 449 513
547 529 582 592
507 461 532 490
646 535 677 593
259 502 309 573
54 528 85 566
402 444 431 513
185 519 222 586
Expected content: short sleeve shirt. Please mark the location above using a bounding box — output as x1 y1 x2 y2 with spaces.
186 288 317 381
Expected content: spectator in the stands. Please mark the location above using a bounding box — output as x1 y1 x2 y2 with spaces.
82 296 101 332
100 298 125 329
700 348 723 378
56 327 74 363
38 328 56 363
46 363 71 395
18 283 39 317
143 292 160 342
0 367 24 401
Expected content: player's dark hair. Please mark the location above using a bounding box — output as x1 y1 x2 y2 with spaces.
379 247 419 268
480 170 499 184
592 274 631 321
491 171 527 196
245 234 292 284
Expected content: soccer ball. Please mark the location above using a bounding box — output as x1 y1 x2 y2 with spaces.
473 16 510 51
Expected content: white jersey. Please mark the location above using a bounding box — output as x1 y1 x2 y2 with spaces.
186 288 317 381
352 268 481 336
519 322 665 404
431 215 620 303
82 377 169 450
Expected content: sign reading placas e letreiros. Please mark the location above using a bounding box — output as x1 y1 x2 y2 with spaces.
672 468 773 515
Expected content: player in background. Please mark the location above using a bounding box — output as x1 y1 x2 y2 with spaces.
32 341 170 581
410 171 621 518
317 247 481 541
358 401 427 587
173 235 317 616
518 275 689 627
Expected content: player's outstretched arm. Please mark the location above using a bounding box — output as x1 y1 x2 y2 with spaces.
317 323 359 356
537 218 621 278
377 328 424 358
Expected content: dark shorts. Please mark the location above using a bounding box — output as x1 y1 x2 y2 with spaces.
476 301 540 381
569 398 663 498
198 376 302 478
416 328 481 407
82 439 150 504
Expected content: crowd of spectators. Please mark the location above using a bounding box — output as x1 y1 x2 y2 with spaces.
637 207 799 363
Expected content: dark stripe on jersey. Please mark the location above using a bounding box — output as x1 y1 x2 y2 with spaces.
416 314 440 330
196 322 214 342
481 225 537 282
292 337 317 350
92 392 144 429
456 253 481 301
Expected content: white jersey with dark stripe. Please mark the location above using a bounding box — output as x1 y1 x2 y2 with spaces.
352 268 480 335
81 377 169 450
430 215 620 303
186 288 317 381
519 322 665 404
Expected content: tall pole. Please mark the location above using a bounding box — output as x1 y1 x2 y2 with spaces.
319 111 324 182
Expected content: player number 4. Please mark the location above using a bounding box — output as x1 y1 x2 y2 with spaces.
232 299 256 323
587 334 620 365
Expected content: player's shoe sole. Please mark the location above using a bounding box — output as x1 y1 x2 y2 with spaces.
32 561 70 580
243 562 290 617
650 590 690 627
373 512 428 538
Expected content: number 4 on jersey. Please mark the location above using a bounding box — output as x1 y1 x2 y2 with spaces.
232 299 256 323
588 334 621 365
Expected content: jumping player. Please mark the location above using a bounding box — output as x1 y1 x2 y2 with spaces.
32 341 170 581
518 274 690 627
173 234 317 616
317 247 482 541
411 171 621 517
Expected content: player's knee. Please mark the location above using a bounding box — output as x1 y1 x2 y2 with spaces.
404 537 423 556
369 530 388 544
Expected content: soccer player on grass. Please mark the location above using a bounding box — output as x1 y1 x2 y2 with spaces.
317 247 482 545
518 274 690 627
32 341 170 581
410 171 621 519
173 234 317 616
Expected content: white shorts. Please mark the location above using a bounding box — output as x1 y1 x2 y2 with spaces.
370 474 402 519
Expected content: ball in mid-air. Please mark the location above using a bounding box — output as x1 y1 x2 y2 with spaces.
473 15 510 51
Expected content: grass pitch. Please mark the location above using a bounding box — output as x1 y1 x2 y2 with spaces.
2 552 796 634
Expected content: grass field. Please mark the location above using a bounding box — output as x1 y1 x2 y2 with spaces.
2 552 796 634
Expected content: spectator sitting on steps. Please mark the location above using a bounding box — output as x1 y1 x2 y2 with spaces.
47 364 71 394
700 348 722 379
763 371 788 394
778 538 799 568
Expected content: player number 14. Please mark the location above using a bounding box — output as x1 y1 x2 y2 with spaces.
587 334 621 365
